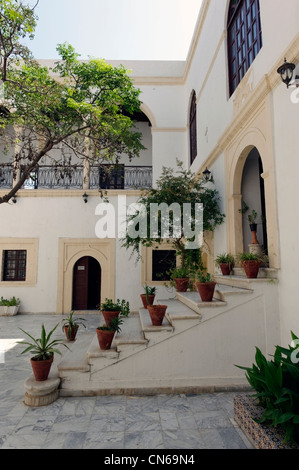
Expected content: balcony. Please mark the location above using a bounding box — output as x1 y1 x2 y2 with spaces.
0 164 152 190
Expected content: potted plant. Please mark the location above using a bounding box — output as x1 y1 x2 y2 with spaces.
196 271 216 302
96 316 123 350
215 253 235 276
168 266 190 292
0 296 21 316
147 303 168 326
99 298 130 325
140 285 156 308
239 201 261 245
61 311 86 341
18 323 70 381
237 252 261 278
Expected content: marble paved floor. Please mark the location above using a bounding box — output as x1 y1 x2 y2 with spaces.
0 314 253 450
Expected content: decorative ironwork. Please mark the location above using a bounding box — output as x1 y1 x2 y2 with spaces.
0 164 153 190
0 165 13 188
22 166 84 190
90 165 152 190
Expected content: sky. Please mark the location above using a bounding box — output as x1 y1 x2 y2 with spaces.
24 0 203 61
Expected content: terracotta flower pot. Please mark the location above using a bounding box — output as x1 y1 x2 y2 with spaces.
96 328 116 350
219 263 232 276
147 304 167 326
140 294 155 308
101 310 120 326
196 281 216 302
174 278 189 292
30 355 54 381
64 325 79 341
243 260 261 279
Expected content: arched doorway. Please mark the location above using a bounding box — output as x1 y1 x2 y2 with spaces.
240 148 268 253
72 256 101 310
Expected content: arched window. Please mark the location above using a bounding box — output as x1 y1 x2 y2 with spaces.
227 0 262 96
189 90 197 165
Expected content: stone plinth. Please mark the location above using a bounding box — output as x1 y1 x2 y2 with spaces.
248 244 263 255
24 375 61 407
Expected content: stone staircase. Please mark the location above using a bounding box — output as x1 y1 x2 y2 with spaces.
57 269 280 397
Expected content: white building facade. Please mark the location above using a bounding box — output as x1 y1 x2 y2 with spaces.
1 0 299 354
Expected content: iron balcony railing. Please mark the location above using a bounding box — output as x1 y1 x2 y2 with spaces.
0 164 153 190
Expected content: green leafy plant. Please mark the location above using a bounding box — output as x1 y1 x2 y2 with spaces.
236 332 299 444
97 316 123 334
168 266 190 279
197 271 214 283
237 251 269 266
238 201 263 224
99 298 130 317
0 296 20 306
215 253 235 267
61 311 86 338
121 160 225 264
18 323 69 361
0 0 144 205
237 252 260 262
143 285 156 295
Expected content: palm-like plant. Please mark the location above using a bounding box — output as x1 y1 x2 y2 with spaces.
18 323 69 361
61 311 86 339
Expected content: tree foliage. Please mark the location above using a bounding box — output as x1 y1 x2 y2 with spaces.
121 161 225 264
0 0 144 203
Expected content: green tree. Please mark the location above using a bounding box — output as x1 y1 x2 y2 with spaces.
0 0 144 204
121 161 225 266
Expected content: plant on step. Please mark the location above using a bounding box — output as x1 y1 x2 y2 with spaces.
18 323 70 381
166 265 191 292
236 251 268 278
196 271 214 283
97 316 124 334
141 285 157 308
0 296 20 306
143 285 156 296
215 253 235 275
96 316 124 350
236 332 299 444
99 298 130 317
61 311 86 341
237 252 260 262
195 270 216 302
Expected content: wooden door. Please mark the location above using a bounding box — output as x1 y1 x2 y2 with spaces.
72 257 101 310
73 257 89 310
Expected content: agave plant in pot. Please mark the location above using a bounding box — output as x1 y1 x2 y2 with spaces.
96 316 123 350
99 298 130 325
215 253 235 276
61 311 86 341
140 285 156 308
196 271 216 302
18 323 70 381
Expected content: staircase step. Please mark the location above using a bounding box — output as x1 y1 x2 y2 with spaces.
176 291 226 314
139 307 173 332
214 283 253 301
114 311 147 347
58 333 93 373
214 275 273 289
159 298 201 321
232 267 278 279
